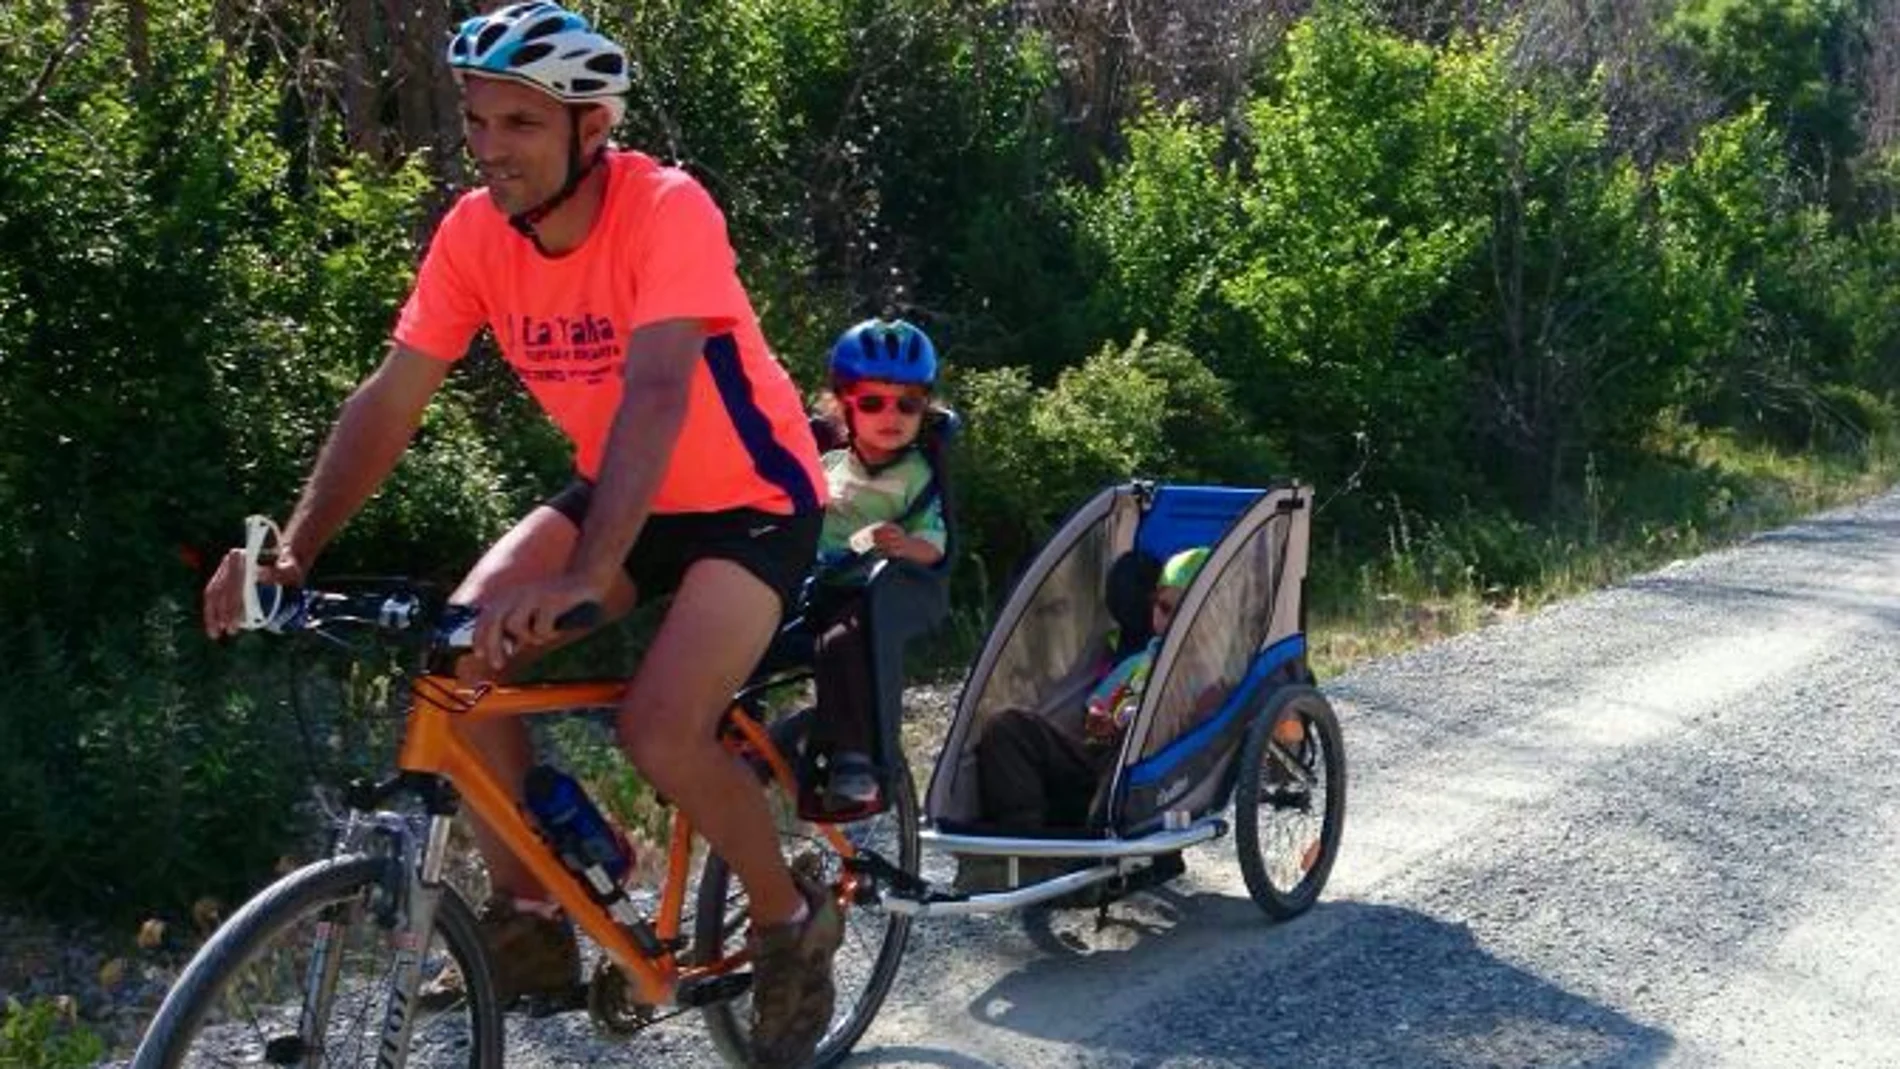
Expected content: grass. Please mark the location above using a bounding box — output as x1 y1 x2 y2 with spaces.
0 997 105 1069
1303 428 1900 677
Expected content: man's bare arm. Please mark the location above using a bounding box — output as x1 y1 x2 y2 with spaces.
204 342 449 636
280 342 451 569
566 320 703 591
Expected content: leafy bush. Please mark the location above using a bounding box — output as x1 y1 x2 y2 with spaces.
1665 0 1864 185
0 605 306 920
0 0 529 919
0 998 106 1069
954 333 1275 584
1658 106 1864 449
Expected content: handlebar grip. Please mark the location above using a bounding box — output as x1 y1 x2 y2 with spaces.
436 600 603 654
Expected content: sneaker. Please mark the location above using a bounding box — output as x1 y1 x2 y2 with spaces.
824 751 881 809
417 895 580 1012
748 878 844 1069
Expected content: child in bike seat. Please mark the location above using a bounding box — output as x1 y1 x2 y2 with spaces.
974 546 1211 833
808 319 948 809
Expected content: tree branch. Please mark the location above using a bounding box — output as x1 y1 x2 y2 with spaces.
0 0 94 139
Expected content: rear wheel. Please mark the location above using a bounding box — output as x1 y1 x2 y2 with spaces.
132 854 501 1069
694 748 920 1068
1234 684 1346 920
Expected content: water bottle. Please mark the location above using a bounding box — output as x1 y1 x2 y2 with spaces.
523 764 641 927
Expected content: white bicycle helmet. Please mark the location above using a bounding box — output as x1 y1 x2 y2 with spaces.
447 2 629 125
448 3 631 250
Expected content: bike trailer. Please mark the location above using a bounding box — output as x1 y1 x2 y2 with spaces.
891 480 1345 919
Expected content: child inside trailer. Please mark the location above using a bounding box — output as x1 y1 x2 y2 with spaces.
959 545 1312 893
973 547 1205 832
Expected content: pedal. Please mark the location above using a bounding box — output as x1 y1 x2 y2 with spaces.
676 971 753 1007
587 961 657 1037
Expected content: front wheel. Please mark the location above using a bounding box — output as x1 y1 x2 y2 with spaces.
1234 684 1347 920
132 854 501 1069
694 753 920 1068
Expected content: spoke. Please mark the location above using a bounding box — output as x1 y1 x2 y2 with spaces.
334 942 395 1068
224 933 313 1066
232 977 278 1062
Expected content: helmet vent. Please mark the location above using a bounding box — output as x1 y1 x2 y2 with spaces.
521 16 568 42
829 319 938 387
570 77 608 93
585 53 626 75
475 22 509 56
511 41 557 67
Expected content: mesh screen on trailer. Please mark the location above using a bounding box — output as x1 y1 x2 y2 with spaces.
968 504 1133 729
1136 507 1289 761
927 489 1141 823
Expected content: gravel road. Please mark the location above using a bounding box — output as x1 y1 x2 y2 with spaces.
781 489 1898 1067
106 489 1900 1067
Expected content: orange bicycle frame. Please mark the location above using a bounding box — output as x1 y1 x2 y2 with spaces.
394 673 858 1008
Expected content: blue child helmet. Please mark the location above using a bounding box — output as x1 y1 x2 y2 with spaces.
828 319 938 388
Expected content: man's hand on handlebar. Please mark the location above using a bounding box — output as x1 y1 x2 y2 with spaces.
203 545 306 639
468 573 606 674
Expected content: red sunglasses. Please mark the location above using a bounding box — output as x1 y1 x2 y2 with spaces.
851 394 927 416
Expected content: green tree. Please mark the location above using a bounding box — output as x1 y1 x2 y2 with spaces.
1667 0 1866 195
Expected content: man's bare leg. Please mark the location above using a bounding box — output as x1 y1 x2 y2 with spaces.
451 505 635 898
614 557 802 924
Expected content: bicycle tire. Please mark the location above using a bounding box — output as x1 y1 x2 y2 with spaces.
1234 684 1347 920
693 754 920 1068
132 854 502 1069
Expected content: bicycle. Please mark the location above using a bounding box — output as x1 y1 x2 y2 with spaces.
132 519 918 1069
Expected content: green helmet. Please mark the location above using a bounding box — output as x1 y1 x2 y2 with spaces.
1160 547 1210 590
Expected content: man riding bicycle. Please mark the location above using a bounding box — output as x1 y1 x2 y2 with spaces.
201 4 837 1065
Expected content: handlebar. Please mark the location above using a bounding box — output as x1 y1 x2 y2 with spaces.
236 514 600 654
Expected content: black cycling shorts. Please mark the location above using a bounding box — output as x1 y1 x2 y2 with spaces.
543 479 819 615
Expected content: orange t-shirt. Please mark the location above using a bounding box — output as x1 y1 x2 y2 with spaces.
394 150 824 516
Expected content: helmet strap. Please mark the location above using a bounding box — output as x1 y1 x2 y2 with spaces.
506 107 603 256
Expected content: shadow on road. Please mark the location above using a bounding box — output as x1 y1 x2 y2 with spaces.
864 895 1672 1068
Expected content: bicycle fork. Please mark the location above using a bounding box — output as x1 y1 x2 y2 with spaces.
296 810 454 1069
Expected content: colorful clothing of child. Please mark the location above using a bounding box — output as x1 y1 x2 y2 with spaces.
816 448 946 573
809 443 945 810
